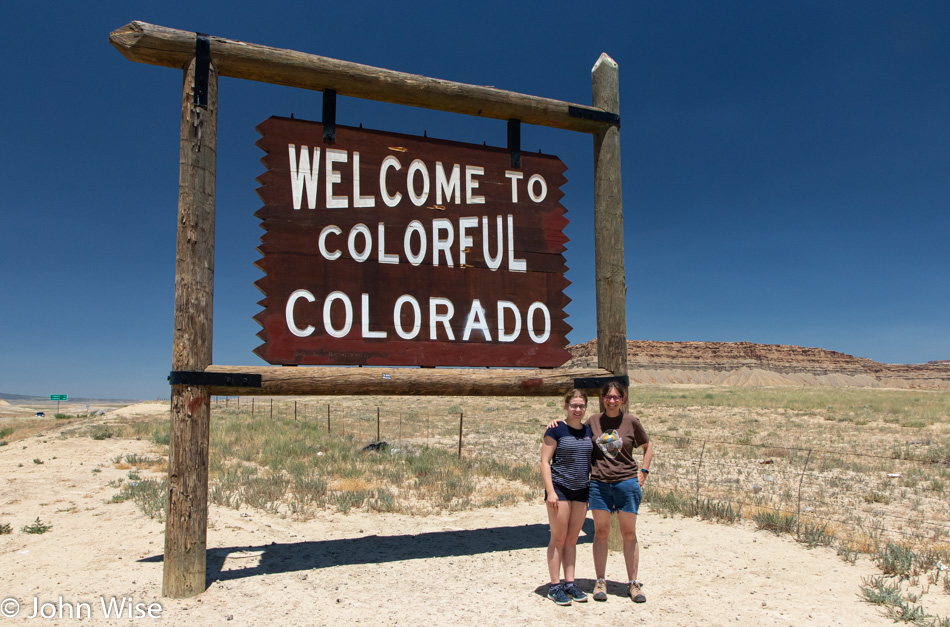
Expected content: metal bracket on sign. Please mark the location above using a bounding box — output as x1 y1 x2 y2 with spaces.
323 89 336 144
573 375 630 390
508 119 521 168
194 33 211 108
568 105 620 127
168 371 262 388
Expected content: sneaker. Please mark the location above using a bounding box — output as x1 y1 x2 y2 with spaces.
547 585 572 606
629 580 646 603
563 583 588 602
593 578 608 601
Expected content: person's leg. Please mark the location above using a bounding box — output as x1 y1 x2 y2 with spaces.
546 499 571 585
561 501 588 582
590 508 612 580
616 510 639 581
588 480 612 601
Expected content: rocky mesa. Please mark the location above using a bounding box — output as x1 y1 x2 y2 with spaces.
567 340 950 389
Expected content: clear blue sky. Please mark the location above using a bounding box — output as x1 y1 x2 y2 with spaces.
3 1 948 399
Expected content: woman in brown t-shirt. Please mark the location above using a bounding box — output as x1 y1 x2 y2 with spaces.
587 381 653 603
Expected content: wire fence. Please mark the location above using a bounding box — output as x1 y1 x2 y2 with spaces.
210 396 544 466
210 397 950 547
646 433 950 548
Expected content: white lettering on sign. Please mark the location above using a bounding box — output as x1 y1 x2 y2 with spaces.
278 137 559 354
394 295 421 340
527 173 548 203
407 159 429 206
318 225 342 260
436 162 461 204
353 151 375 208
286 289 316 337
288 145 320 210
465 166 485 204
505 170 523 202
314 217 525 271
325 148 348 208
323 291 353 338
284 290 553 345
290 146 548 209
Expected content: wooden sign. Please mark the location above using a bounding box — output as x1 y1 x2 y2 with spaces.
254 117 572 367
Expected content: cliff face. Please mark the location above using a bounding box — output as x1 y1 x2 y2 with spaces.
567 340 950 389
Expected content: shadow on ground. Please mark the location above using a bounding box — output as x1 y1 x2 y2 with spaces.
142 518 595 584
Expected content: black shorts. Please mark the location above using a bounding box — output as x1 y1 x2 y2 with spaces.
545 481 589 503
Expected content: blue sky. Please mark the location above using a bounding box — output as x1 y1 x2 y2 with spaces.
3 1 948 399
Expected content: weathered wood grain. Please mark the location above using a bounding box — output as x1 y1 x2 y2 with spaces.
592 54 628 377
164 56 216 599
110 21 618 134
203 364 617 396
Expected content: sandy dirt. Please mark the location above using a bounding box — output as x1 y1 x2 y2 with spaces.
0 405 905 626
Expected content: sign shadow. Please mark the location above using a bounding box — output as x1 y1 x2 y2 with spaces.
141 521 598 585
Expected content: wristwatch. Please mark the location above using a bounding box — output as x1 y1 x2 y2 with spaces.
640 468 650 475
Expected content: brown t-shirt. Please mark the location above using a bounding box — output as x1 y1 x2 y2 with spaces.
588 411 650 483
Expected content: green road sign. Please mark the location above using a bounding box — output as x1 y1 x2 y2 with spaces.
50 394 68 401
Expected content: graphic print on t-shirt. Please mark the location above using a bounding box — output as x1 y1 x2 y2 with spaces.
596 429 622 459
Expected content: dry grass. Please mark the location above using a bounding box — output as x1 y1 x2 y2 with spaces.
5 387 950 622
638 387 950 551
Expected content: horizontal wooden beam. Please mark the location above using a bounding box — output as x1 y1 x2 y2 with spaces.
109 21 618 134
201 365 617 397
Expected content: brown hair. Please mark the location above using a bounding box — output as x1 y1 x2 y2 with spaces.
600 380 627 399
563 388 588 406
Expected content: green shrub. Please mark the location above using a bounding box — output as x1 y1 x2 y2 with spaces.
21 517 52 534
752 509 797 535
88 425 113 440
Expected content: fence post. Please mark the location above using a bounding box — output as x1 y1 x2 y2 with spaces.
695 440 707 501
377 407 381 442
270 398 273 419
458 412 464 458
327 404 331 434
796 449 812 539
251 398 254 417
294 400 297 422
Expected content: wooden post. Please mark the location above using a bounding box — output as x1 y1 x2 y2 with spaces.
164 53 217 599
592 54 628 378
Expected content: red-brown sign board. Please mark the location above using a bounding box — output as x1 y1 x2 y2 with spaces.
254 117 572 367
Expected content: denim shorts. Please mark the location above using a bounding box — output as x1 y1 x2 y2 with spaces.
588 477 641 514
546 481 590 503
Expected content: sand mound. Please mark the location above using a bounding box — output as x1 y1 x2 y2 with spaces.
106 402 170 419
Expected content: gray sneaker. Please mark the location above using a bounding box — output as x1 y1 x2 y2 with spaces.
563 583 588 602
593 578 608 601
547 585 572 606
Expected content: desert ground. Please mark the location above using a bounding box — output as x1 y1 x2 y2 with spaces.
0 400 938 626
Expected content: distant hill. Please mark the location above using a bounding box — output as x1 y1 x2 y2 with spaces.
0 392 50 402
567 340 950 389
0 393 129 403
